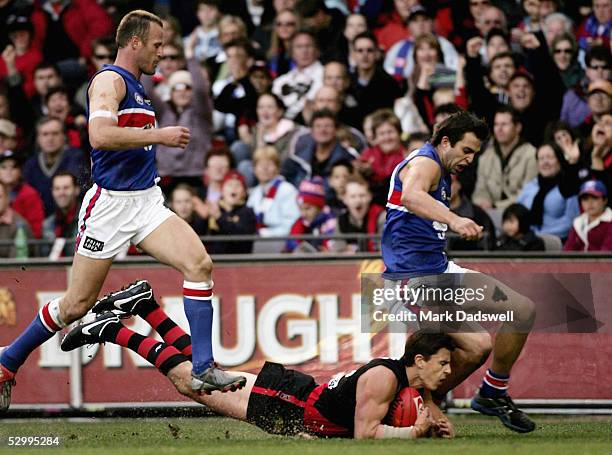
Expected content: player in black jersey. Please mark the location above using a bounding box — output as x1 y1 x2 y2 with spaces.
62 301 456 440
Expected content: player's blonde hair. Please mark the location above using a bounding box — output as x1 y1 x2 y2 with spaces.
116 10 163 48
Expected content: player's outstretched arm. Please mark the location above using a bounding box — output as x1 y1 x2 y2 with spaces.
353 367 433 440
400 157 483 241
88 71 190 150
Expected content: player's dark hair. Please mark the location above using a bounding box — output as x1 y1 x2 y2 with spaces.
116 10 163 48
502 203 532 235
430 111 489 147
52 171 78 187
401 331 456 366
310 108 338 127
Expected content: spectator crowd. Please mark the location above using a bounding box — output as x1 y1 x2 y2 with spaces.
0 0 611 257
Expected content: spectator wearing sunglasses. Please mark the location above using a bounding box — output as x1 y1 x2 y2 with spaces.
551 33 584 90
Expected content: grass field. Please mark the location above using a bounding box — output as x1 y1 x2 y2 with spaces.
0 415 611 455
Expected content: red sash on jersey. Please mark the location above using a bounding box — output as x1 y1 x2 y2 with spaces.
303 384 351 437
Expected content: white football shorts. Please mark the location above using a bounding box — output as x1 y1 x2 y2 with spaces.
75 184 174 259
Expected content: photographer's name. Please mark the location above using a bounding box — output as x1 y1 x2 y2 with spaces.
372 309 514 323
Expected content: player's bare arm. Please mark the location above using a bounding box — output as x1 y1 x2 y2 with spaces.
353 366 432 439
399 157 483 241
88 71 190 150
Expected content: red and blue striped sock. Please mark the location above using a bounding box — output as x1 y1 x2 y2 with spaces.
182 280 214 375
480 369 510 398
0 299 65 373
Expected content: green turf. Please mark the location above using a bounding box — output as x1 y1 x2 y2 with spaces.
0 415 611 455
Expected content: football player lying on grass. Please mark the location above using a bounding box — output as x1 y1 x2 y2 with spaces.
60 281 455 439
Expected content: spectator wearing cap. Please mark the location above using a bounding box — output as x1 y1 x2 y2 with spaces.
347 32 402 131
0 182 35 258
576 0 612 51
143 54 213 195
247 146 300 240
23 116 89 216
272 29 324 120
30 0 113 84
283 109 357 188
0 149 45 239
564 180 612 251
0 14 42 98
285 176 337 253
206 170 257 255
41 171 81 257
560 45 611 128
579 79 612 138
383 5 459 82
517 142 580 239
473 106 537 210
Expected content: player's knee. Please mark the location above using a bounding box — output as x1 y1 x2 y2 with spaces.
466 334 492 367
184 253 213 281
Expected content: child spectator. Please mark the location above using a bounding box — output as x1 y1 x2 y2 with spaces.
564 180 612 251
170 184 209 237
336 176 385 253
327 160 353 213
247 147 299 238
286 177 336 253
207 170 256 254
185 0 222 62
496 203 545 251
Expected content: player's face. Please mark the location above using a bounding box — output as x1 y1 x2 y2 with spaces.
51 176 79 210
138 23 164 76
444 132 481 174
418 348 452 391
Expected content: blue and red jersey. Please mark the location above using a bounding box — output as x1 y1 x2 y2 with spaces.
87 64 158 191
381 143 450 279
